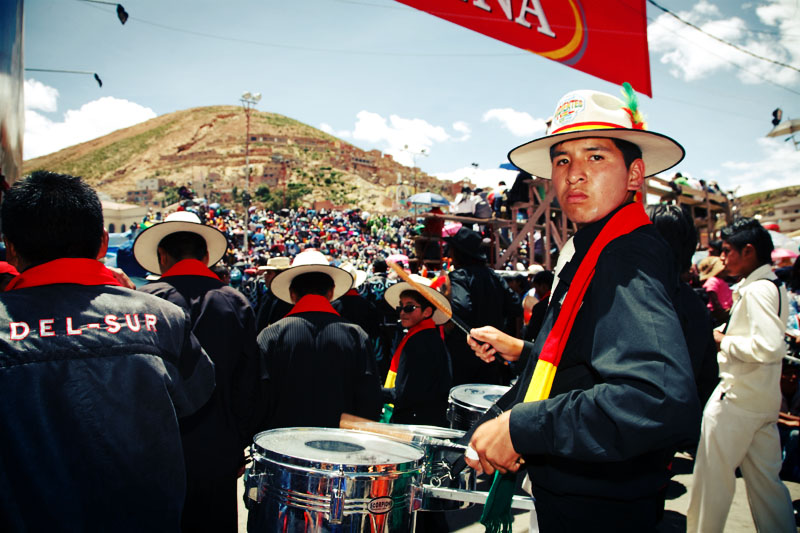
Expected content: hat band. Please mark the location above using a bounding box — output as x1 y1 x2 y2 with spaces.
551 121 629 135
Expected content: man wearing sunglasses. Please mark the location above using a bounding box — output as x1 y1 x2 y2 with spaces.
382 275 452 428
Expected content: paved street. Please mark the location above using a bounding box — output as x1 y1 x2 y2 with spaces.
237 452 800 532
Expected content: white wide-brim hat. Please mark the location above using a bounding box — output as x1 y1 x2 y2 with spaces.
133 211 228 274
270 249 353 304
384 274 451 325
339 262 367 289
508 89 685 179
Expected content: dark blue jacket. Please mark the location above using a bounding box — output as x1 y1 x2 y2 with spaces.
0 280 215 532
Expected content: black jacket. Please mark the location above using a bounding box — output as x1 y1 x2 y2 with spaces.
383 326 452 426
502 209 700 500
140 269 261 479
0 273 215 531
446 265 521 385
257 296 382 429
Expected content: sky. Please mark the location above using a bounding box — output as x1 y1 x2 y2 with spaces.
21 0 800 197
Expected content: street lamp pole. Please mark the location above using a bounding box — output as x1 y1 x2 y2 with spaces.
240 91 261 256
402 144 428 195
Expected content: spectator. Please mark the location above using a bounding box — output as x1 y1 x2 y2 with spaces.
687 217 794 532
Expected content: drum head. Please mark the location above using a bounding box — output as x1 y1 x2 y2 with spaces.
253 427 425 473
449 384 510 412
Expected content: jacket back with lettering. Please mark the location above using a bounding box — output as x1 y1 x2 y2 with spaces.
0 283 215 532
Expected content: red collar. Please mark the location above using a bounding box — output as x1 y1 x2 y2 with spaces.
388 318 436 374
161 259 220 280
345 289 359 297
286 294 340 316
6 258 123 291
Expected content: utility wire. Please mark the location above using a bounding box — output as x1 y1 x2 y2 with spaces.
646 0 800 74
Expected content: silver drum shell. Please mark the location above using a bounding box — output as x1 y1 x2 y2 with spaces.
245 428 425 532
447 384 511 431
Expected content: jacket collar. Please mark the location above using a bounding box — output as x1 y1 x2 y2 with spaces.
161 259 220 280
554 203 637 295
737 263 775 291
5 258 123 291
287 294 340 316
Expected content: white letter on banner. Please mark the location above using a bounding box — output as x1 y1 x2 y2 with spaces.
515 0 556 37
495 0 513 19
472 0 491 12
10 322 30 340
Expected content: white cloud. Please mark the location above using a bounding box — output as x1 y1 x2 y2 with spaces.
648 0 800 85
452 121 471 141
24 79 157 160
319 122 350 138
434 166 518 191
331 110 469 166
482 108 547 137
24 79 59 112
715 136 800 195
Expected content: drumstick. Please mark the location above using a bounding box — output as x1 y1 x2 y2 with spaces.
340 413 467 451
386 260 473 337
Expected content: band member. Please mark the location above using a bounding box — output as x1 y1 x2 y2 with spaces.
465 87 699 532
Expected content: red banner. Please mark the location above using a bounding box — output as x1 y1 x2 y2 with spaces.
394 0 652 97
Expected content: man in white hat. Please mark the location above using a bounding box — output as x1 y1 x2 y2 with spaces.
464 87 699 531
255 250 382 434
134 211 260 532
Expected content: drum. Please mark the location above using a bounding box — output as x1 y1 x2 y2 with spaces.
447 384 510 431
245 427 425 532
389 424 476 512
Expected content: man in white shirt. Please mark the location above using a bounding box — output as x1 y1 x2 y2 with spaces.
688 217 794 532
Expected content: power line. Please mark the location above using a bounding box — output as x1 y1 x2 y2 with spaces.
646 0 800 74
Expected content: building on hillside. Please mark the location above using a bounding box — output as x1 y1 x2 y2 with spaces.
126 189 154 205
759 196 800 233
102 201 147 234
136 177 167 191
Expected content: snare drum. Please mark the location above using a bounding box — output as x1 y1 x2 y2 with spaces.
245 427 425 532
447 384 510 431
375 423 476 511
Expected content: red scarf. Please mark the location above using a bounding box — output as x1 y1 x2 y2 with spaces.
384 317 436 388
161 259 220 280
286 294 340 316
536 202 651 370
6 258 123 291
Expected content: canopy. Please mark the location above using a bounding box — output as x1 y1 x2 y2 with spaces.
407 192 450 206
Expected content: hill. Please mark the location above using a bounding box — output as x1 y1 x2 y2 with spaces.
22 106 450 212
737 185 800 219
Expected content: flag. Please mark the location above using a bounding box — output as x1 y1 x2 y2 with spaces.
394 0 652 96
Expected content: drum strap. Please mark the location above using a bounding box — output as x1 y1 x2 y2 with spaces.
481 202 652 533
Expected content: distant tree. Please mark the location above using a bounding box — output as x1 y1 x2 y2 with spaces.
255 185 272 202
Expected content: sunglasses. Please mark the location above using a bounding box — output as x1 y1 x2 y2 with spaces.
396 304 420 314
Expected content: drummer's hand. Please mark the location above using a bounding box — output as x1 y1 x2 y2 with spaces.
467 326 524 363
466 411 521 476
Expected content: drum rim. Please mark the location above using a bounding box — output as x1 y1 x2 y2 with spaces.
252 427 426 473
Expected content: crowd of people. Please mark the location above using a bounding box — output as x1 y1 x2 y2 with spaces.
1 84 800 533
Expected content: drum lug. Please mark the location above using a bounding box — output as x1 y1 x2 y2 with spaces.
329 472 345 524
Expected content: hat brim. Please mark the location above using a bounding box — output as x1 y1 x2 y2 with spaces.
270 264 354 304
699 261 726 282
133 221 229 274
384 282 451 325
508 129 685 179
